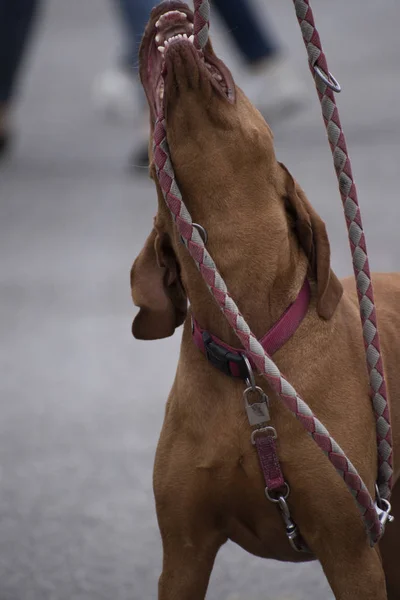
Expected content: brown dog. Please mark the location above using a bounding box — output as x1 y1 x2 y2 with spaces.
131 2 400 598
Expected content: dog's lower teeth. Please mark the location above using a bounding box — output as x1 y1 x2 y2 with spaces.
158 46 165 54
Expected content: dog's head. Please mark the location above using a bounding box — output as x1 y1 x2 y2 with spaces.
131 1 342 340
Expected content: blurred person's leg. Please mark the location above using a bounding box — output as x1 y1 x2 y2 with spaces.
93 0 152 122
212 0 306 117
93 0 155 171
213 0 279 64
117 0 153 73
0 0 41 157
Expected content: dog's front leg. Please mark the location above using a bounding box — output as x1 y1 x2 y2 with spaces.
156 492 226 600
157 528 224 600
154 442 226 600
297 508 387 600
319 545 387 600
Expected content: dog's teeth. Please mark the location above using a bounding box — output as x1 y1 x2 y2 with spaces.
183 33 188 39
157 45 165 54
214 74 223 81
155 34 162 43
189 35 194 43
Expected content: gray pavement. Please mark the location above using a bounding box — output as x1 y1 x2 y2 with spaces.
0 0 399 598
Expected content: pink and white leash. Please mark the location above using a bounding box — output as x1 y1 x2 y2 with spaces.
292 0 393 504
152 0 393 545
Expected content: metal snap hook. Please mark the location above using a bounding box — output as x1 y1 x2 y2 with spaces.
375 484 394 531
314 64 341 93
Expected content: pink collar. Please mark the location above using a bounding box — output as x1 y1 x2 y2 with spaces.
192 279 311 379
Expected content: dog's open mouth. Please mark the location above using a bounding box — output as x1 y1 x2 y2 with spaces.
140 2 235 120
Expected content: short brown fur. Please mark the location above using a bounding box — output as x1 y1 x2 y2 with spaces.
131 4 400 598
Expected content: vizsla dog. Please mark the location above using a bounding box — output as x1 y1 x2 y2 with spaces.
131 2 400 598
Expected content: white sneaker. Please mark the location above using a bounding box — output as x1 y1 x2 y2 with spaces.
92 66 144 123
244 55 307 122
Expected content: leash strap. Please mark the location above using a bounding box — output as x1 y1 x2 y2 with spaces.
153 0 385 545
292 0 393 501
255 435 285 491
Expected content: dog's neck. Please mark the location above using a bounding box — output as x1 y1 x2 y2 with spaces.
179 215 309 347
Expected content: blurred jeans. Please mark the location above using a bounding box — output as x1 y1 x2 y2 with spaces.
116 0 279 75
115 0 154 73
0 0 41 104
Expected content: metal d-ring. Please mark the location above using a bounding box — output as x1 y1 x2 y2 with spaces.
265 482 290 503
314 64 341 93
181 223 208 246
242 353 256 391
193 223 208 244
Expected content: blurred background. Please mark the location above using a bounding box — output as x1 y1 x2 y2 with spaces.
0 0 399 598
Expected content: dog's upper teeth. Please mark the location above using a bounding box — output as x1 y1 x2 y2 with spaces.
155 34 161 43
157 45 165 54
188 34 194 43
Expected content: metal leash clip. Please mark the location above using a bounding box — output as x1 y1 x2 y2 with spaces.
266 486 310 554
242 354 270 427
375 485 394 532
277 496 310 554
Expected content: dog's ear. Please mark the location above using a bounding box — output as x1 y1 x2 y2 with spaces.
130 227 187 339
279 163 343 320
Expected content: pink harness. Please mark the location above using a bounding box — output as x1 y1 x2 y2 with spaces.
192 280 310 379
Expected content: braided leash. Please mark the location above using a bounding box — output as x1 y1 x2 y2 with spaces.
152 0 390 545
193 0 210 50
292 0 393 502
